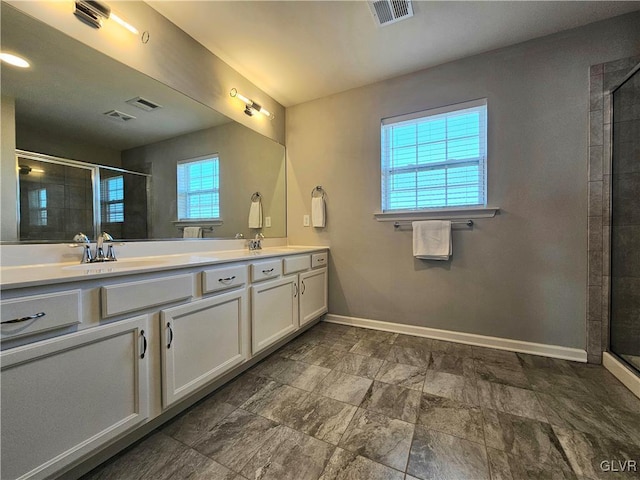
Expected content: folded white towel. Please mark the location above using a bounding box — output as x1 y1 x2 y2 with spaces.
248 200 263 228
183 226 202 238
312 196 326 228
412 220 452 260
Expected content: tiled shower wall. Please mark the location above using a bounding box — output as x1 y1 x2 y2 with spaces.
587 55 640 364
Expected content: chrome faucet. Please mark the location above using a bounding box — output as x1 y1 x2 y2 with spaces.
71 232 118 263
95 232 116 261
248 233 264 251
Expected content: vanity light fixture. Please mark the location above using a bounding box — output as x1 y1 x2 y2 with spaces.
230 88 274 119
0 52 30 68
74 1 139 35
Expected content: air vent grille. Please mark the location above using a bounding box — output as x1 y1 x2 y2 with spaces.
126 96 162 112
103 110 136 122
368 0 414 27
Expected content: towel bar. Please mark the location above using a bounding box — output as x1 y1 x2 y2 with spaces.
393 219 473 229
177 226 215 232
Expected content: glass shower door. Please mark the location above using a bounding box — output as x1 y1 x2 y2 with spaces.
610 64 640 373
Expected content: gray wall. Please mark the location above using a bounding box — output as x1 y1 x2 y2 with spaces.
286 12 640 349
122 122 286 239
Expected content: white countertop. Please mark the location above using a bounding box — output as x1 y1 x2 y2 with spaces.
0 246 328 290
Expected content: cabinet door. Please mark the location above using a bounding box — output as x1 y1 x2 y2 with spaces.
1 315 149 480
299 268 328 327
251 276 299 354
161 289 248 408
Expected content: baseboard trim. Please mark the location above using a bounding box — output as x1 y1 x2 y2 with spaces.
324 314 587 363
603 352 640 400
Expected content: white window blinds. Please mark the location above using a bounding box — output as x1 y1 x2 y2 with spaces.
177 156 220 220
381 99 487 212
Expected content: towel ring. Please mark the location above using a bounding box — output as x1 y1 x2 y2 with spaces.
251 192 262 202
311 185 325 199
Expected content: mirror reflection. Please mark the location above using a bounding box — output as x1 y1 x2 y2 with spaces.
1 4 286 242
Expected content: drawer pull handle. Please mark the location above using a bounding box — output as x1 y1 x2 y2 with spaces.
140 330 147 359
317 258 325 262
1 312 46 325
294 283 298 298
167 322 174 349
262 268 274 274
301 280 306 295
218 276 236 284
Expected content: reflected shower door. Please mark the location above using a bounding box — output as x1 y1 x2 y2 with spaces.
610 63 640 373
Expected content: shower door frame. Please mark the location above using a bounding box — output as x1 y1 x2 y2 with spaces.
586 55 640 366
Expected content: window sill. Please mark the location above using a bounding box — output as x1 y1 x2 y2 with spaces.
374 207 499 222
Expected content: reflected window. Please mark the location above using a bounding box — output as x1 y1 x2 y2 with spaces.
28 188 47 226
177 156 220 220
101 175 125 223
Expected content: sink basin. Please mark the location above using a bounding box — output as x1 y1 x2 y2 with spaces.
63 258 170 272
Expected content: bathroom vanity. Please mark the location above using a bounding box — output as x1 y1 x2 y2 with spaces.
0 246 328 480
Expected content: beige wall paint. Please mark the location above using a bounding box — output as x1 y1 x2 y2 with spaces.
1 95 18 241
286 12 640 349
7 1 284 145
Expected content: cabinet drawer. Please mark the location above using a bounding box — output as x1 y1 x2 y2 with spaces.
202 264 247 294
101 274 193 318
251 260 282 282
312 252 328 269
283 255 311 274
1 290 81 340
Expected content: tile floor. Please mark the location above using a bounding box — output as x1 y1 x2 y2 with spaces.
84 322 640 480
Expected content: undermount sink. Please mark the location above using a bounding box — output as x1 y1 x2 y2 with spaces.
62 258 170 272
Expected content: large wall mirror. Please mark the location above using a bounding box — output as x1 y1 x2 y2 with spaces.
1 3 286 242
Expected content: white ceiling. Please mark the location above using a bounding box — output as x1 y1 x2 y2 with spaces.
148 1 640 107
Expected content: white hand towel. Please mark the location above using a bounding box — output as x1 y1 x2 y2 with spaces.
412 220 452 260
248 200 263 228
312 196 326 228
183 226 202 238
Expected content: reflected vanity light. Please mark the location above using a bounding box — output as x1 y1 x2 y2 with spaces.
230 88 274 119
74 1 139 35
0 52 30 68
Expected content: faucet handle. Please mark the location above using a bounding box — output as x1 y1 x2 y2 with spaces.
99 232 114 243
69 233 93 263
71 232 91 245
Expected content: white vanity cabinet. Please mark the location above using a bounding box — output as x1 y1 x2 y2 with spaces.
0 315 149 480
251 251 329 354
251 275 300 354
299 267 328 327
160 288 248 408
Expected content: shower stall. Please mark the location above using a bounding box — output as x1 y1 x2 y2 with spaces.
609 62 640 374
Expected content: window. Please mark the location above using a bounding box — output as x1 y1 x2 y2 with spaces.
101 175 124 223
177 156 220 220
381 99 487 212
28 188 47 226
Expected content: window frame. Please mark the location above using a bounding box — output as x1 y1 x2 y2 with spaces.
101 175 125 224
176 154 221 221
380 98 488 214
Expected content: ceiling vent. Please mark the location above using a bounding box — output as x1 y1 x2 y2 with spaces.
126 96 162 112
103 110 136 122
368 0 414 27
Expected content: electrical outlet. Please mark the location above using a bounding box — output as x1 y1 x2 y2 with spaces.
265 216 271 227
303 215 310 227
